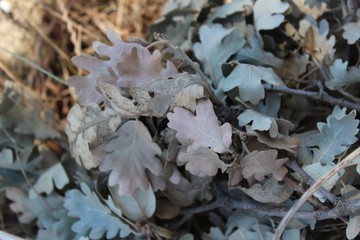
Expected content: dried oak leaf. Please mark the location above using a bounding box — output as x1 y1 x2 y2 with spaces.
167 99 232 154
99 73 206 117
65 103 121 169
240 177 293 204
241 150 288 181
68 29 177 105
177 147 227 177
99 120 162 196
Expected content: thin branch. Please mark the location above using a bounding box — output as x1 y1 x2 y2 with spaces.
286 161 338 205
273 146 360 240
170 191 360 230
264 84 360 112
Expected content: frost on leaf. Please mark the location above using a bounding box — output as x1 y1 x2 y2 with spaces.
307 107 359 164
193 24 245 87
253 0 289 31
167 99 232 154
343 9 360 44
99 120 162 196
241 150 288 181
177 147 227 177
65 103 121 169
64 183 131 239
28 162 69 199
223 63 283 104
326 59 360 91
68 29 177 105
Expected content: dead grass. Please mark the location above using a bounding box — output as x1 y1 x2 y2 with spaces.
0 0 167 118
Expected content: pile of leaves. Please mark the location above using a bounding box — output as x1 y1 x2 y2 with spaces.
2 0 360 239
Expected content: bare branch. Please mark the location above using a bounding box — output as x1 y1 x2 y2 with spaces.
264 84 360 112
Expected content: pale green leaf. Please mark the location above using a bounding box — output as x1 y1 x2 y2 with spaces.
193 24 245 86
236 26 282 67
110 185 156 221
207 0 253 23
64 183 131 239
303 162 340 202
327 59 360 90
253 0 289 31
0 81 60 139
223 63 283 104
309 108 359 164
343 10 360 44
347 215 360 240
29 163 69 199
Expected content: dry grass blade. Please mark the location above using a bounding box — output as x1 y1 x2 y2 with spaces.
273 146 360 240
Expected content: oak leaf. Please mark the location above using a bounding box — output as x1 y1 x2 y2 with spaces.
65 103 121 169
68 29 177 105
241 150 288 181
177 147 227 177
167 99 232 154
99 120 162 196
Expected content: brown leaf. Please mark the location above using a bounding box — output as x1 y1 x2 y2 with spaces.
99 120 162 196
246 126 300 153
167 99 232 153
227 160 243 187
240 177 293 204
241 150 288 181
178 147 227 177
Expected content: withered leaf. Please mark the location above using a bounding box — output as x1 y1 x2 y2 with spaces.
241 150 288 181
167 99 232 154
99 120 162 196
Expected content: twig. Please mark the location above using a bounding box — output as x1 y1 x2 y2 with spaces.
273 146 360 240
264 84 360 112
170 191 360 230
286 161 338 205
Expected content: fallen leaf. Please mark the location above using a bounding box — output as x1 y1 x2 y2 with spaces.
110 185 156 221
99 120 162 196
167 99 232 153
240 177 293 204
65 103 121 169
241 150 288 181
178 147 227 177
